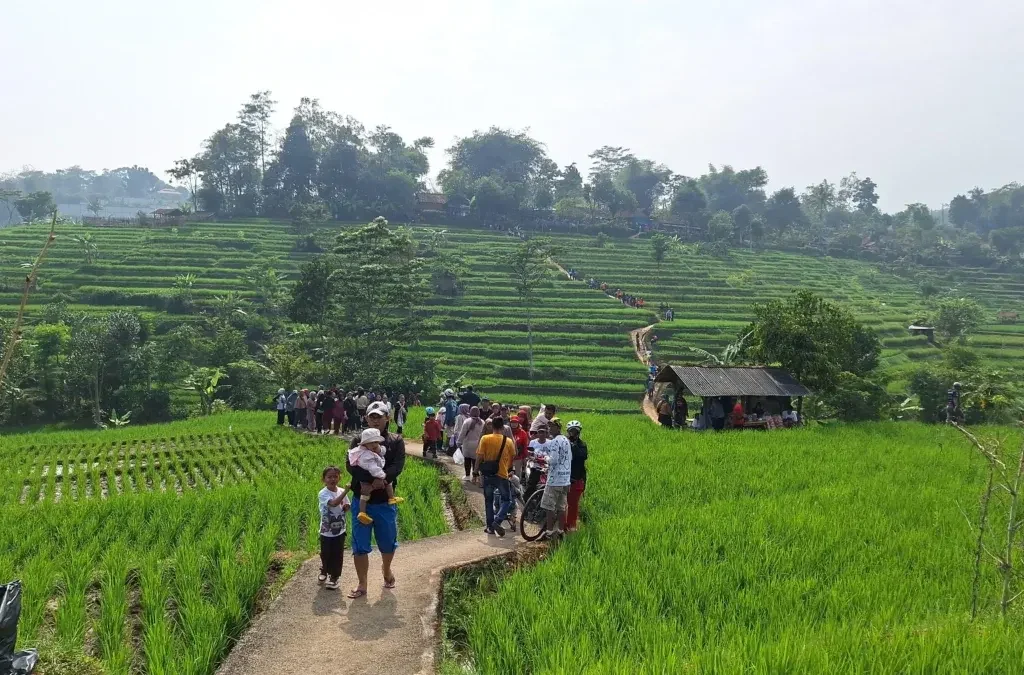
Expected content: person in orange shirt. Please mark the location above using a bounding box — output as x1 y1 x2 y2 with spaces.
476 417 515 536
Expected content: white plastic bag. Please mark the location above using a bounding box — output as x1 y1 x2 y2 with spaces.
452 448 465 465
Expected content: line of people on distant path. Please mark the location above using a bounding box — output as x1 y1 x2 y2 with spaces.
276 387 418 435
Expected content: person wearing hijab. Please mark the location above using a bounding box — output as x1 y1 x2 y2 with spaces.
453 404 470 451
457 406 485 484
295 389 309 429
276 388 287 425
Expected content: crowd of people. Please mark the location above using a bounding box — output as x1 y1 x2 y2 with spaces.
306 386 590 596
276 388 416 435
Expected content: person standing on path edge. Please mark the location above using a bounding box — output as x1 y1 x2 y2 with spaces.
346 400 405 598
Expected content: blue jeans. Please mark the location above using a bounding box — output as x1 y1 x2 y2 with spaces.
484 475 512 528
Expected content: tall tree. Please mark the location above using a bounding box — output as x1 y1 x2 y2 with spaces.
440 127 549 212
764 188 804 232
745 291 880 397
13 191 56 221
322 217 431 386
504 237 556 379
670 178 707 224
167 158 202 213
803 180 837 222
853 177 879 213
239 90 277 180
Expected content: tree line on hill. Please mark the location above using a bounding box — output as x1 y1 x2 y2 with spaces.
8 89 1024 269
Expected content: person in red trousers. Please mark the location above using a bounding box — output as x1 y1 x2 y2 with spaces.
564 420 588 532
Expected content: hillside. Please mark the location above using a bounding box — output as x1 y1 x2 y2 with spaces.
4 219 1024 410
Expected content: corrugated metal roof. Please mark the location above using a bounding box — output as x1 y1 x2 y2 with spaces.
654 366 811 397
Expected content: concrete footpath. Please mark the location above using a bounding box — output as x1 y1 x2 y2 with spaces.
217 439 519 675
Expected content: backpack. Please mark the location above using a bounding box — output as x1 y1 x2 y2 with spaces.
443 399 458 424
479 437 509 477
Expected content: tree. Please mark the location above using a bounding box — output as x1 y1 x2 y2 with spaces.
803 180 837 221
948 194 978 228
429 250 468 298
323 217 432 387
239 90 276 180
902 203 935 230
440 127 549 212
289 256 336 325
670 179 707 224
853 177 879 213
173 273 198 307
764 188 804 232
934 297 984 343
731 204 753 243
698 164 767 213
744 291 881 397
504 237 556 379
167 158 201 213
183 367 227 416
14 191 56 221
707 210 734 242
554 163 583 201
650 233 671 273
86 195 103 217
590 173 637 217
71 233 98 264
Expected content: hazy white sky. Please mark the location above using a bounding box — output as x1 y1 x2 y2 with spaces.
3 0 1022 211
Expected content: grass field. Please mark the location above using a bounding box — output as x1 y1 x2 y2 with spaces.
0 413 448 674
444 416 1024 673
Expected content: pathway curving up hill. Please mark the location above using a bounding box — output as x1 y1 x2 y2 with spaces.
217 441 523 675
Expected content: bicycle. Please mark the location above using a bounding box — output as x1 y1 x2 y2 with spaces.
519 455 550 541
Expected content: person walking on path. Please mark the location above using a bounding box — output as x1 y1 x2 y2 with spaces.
346 401 405 599
295 389 308 430
343 392 358 432
355 390 369 429
457 406 485 484
286 390 298 427
394 394 408 435
657 395 673 427
318 466 350 590
441 389 459 454
540 418 572 540
477 417 515 537
276 389 287 425
509 414 530 480
565 420 588 532
673 395 689 429
458 385 481 408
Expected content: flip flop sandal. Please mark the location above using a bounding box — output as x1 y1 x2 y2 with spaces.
347 588 367 599
383 577 397 589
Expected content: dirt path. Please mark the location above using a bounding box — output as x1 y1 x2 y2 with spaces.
631 323 662 424
217 440 522 675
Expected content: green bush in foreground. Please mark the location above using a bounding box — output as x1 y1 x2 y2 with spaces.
456 416 1024 673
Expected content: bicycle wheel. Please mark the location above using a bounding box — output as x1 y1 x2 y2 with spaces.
519 490 547 541
507 495 525 530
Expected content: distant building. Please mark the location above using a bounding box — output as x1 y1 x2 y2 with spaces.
416 192 447 212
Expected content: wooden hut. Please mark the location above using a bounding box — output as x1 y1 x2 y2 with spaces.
654 365 810 428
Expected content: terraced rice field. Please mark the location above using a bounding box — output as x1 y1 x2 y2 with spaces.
558 240 1024 389
0 221 650 411
5 220 1024 406
443 416 1024 673
0 413 448 673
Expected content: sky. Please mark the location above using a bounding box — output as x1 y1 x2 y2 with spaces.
2 0 1023 212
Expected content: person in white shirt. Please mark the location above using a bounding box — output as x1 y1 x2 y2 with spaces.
530 403 556 433
540 418 572 539
318 466 351 590
525 424 551 496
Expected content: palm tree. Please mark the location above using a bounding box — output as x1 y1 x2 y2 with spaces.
687 331 752 366
71 233 98 264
